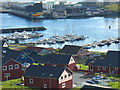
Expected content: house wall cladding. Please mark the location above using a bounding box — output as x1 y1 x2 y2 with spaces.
2 60 23 81
24 77 59 88
24 77 72 88
92 66 120 74
67 63 76 71
59 79 72 88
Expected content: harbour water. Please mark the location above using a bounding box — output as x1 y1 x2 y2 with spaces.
0 13 119 52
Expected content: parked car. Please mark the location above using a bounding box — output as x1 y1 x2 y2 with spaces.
86 80 96 84
92 75 103 80
86 80 108 86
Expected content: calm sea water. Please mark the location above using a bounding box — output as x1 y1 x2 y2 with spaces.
0 13 119 52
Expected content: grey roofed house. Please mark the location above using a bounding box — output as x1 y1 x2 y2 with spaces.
30 54 72 65
23 65 73 79
60 45 85 55
93 51 120 68
21 48 37 54
29 55 45 63
85 59 95 65
2 49 22 60
44 54 72 65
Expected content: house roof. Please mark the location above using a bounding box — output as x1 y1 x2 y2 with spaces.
26 46 54 52
60 45 83 55
2 58 18 66
85 59 95 65
2 49 22 60
29 55 44 63
44 54 72 65
93 51 120 68
21 48 37 54
23 65 72 79
30 54 72 65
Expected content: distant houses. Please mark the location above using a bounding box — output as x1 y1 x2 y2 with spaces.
88 51 120 74
23 65 73 88
1 43 120 89
60 45 87 55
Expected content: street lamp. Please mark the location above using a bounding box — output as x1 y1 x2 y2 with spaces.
49 74 53 90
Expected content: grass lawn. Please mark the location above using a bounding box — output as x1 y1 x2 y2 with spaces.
71 87 81 90
76 64 88 70
0 78 31 89
108 82 120 89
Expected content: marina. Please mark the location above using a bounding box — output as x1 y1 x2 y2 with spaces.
0 13 119 52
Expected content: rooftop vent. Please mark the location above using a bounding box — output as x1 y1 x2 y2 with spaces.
3 50 6 53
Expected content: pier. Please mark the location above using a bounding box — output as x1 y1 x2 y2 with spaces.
16 38 120 48
0 27 47 33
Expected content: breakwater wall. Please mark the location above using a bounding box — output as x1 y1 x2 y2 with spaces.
0 27 47 33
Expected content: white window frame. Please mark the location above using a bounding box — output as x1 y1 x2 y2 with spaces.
4 73 10 77
3 66 7 71
64 75 67 78
62 83 66 88
115 68 118 71
9 65 13 70
44 84 47 88
68 73 71 77
53 65 56 66
15 64 19 69
61 76 63 79
29 78 33 84
98 66 101 70
103 67 106 70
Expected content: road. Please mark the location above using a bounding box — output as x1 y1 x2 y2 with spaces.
73 72 92 88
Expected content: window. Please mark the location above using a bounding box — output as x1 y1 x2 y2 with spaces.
3 66 7 71
68 73 71 77
103 67 106 70
44 84 47 88
115 68 118 71
98 66 101 70
65 75 67 78
21 54 25 58
53 65 56 66
62 83 66 88
4 73 10 77
61 76 63 79
9 65 13 70
15 64 19 69
29 78 33 84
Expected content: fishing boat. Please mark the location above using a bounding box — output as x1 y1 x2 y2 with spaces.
83 45 92 49
98 42 106 47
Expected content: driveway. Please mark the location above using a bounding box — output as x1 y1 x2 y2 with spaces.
73 72 92 87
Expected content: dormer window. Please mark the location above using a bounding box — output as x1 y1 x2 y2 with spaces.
21 54 25 58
